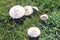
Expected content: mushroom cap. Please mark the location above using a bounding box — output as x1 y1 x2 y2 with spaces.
9 5 25 19
24 6 33 16
27 27 40 37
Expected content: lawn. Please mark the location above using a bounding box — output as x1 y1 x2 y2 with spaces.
0 0 60 40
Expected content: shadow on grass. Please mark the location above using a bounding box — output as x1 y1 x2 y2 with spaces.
32 8 39 17
40 20 56 27
8 15 32 25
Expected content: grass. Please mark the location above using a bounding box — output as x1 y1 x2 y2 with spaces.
0 0 60 40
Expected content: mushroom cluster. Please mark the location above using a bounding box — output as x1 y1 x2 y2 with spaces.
9 5 39 19
9 5 49 40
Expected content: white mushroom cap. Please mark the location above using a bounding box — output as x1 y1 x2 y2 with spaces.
24 6 33 16
40 14 48 21
9 5 25 19
27 27 40 37
33 7 39 11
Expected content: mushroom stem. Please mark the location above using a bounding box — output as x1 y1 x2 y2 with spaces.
29 36 39 40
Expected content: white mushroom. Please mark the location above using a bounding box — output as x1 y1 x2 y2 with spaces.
40 14 48 21
24 6 33 16
27 27 40 37
9 5 25 19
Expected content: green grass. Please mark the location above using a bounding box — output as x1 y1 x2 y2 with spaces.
0 0 60 40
